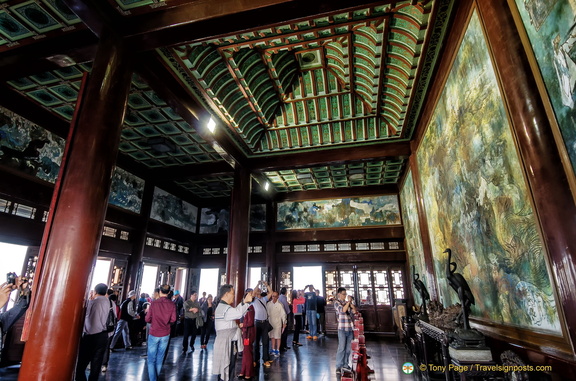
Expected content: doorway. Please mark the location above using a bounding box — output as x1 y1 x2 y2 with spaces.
292 265 323 294
198 268 219 299
88 258 112 295
141 264 159 296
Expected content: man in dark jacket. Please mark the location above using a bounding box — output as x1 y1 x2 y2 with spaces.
109 290 138 351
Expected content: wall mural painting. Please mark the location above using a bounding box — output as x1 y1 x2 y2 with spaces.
514 0 576 176
0 106 64 183
276 195 400 230
399 170 428 304
250 204 266 232
150 187 197 232
108 167 144 214
199 207 230 234
416 11 560 333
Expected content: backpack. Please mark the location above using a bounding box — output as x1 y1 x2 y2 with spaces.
106 300 117 332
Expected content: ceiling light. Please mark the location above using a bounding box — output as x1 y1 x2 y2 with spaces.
207 117 216 133
46 54 76 67
264 181 270 191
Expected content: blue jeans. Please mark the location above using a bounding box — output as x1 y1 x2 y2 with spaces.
147 334 170 381
109 319 131 348
306 310 318 337
336 330 353 369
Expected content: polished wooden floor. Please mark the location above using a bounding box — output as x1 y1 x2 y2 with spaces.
1 334 417 380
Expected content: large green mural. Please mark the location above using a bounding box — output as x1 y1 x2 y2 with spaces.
0 106 64 183
277 195 400 230
399 170 428 304
416 11 560 332
513 0 576 177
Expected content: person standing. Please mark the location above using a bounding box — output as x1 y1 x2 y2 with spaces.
278 287 291 351
213 284 253 381
200 294 215 349
251 281 273 367
110 290 138 351
172 290 185 336
101 291 119 373
266 291 287 356
291 290 305 347
75 283 110 381
238 289 256 380
145 284 177 381
182 291 202 352
316 290 327 335
334 287 357 375
304 285 318 340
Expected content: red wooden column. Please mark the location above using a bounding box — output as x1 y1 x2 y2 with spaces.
226 165 252 302
477 0 576 351
125 180 155 294
265 200 277 288
18 30 133 381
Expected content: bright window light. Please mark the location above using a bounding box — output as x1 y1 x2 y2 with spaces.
293 265 323 295
207 117 216 133
199 268 219 299
89 259 111 294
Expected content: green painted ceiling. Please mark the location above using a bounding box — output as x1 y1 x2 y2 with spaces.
0 0 454 200
161 2 435 155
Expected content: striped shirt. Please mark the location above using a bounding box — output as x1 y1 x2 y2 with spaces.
334 299 353 331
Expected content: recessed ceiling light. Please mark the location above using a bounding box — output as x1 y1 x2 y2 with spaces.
207 117 216 133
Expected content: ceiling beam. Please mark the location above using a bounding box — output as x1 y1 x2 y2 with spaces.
247 141 411 171
123 0 396 51
148 161 233 181
0 29 98 81
275 184 399 202
0 83 70 138
136 52 250 168
61 0 124 38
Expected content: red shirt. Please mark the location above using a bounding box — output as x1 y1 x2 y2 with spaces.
145 296 177 337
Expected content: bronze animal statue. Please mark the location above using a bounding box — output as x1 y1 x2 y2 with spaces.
444 248 475 330
412 265 430 319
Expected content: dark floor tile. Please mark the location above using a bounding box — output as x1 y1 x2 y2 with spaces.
0 334 418 381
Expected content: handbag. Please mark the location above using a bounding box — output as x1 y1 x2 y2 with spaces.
106 300 117 332
196 316 204 329
267 321 273 332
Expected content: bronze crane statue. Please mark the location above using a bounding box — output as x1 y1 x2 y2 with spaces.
412 265 430 319
444 248 475 330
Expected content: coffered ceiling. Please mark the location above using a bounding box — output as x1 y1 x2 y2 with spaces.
0 0 456 204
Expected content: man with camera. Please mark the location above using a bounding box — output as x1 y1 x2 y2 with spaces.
0 273 30 347
334 287 357 375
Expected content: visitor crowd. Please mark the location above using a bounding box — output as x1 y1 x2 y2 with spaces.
72 279 355 381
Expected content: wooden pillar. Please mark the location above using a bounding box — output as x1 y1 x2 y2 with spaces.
226 165 251 302
477 0 576 351
125 180 155 294
265 200 277 287
18 30 133 381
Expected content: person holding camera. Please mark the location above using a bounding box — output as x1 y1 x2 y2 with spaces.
334 287 357 375
0 274 30 343
212 284 253 381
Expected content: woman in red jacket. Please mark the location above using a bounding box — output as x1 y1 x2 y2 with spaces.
291 289 305 347
239 289 256 380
